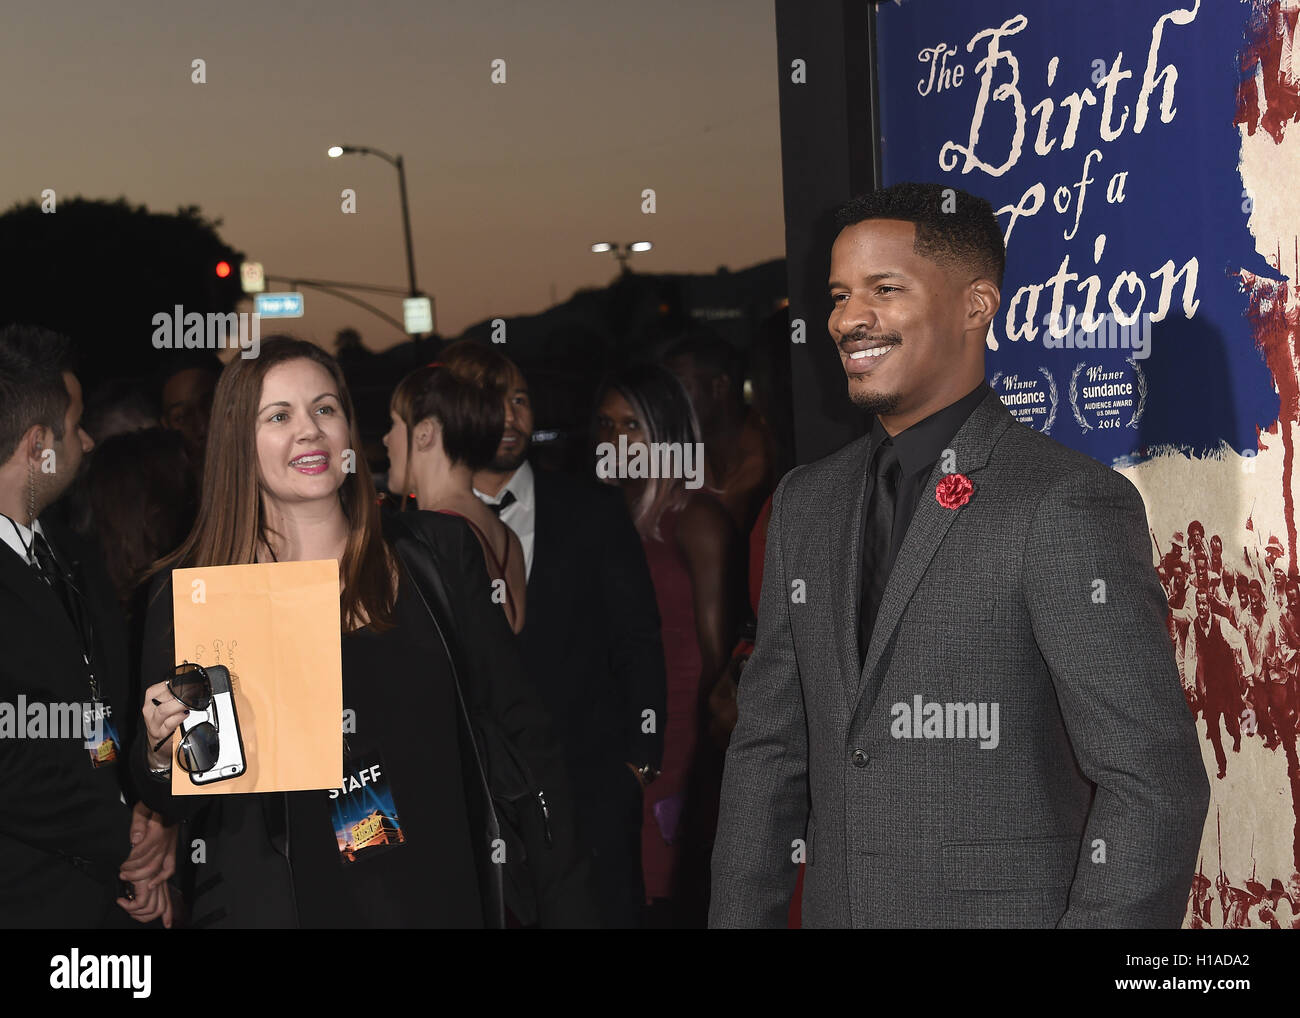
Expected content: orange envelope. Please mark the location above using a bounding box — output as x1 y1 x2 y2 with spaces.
169 560 343 795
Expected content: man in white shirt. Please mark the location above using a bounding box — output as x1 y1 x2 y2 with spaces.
0 324 175 927
442 341 668 928
1174 590 1253 778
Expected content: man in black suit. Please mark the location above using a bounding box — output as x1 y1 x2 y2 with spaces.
443 342 667 928
0 324 176 927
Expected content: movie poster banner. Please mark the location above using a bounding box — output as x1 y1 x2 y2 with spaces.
875 0 1300 927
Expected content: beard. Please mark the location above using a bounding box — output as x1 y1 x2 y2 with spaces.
489 437 529 473
849 386 902 415
842 329 903 415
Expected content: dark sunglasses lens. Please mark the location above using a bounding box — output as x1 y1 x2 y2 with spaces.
171 664 211 711
179 722 220 773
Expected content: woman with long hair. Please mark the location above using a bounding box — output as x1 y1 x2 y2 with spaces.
384 363 525 633
592 362 740 927
75 428 197 607
133 337 593 928
70 426 198 696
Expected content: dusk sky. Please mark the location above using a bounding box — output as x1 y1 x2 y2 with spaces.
2 0 785 349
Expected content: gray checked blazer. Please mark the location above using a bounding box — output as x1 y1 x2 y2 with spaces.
709 387 1210 928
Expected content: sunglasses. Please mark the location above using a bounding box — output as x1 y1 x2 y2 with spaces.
152 662 222 774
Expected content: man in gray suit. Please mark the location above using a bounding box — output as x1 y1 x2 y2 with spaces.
710 182 1210 928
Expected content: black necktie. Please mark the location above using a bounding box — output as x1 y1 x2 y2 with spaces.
32 530 99 696
858 440 901 671
31 531 79 630
489 490 517 517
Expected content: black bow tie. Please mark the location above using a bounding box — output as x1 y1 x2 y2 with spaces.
489 490 517 517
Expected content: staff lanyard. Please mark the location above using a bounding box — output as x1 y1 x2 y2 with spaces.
1 513 102 704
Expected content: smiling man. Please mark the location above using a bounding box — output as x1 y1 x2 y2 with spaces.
709 182 1209 928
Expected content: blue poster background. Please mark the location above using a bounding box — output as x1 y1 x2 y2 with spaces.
875 0 1277 466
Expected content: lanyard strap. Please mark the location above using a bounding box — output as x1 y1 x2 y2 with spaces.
2 513 102 703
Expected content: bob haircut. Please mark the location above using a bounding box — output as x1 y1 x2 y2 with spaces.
438 339 518 396
390 363 505 473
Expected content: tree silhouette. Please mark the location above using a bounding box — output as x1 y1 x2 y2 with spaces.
0 196 243 383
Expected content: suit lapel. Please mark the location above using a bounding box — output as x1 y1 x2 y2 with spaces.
526 467 550 598
520 466 558 652
853 390 1015 712
0 540 86 658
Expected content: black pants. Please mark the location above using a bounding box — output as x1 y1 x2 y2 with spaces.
1204 698 1241 776
1250 679 1278 743
575 763 645 929
1262 684 1299 774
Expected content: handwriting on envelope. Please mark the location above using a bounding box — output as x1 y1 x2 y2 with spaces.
171 560 343 795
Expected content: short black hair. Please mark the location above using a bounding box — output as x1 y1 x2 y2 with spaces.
83 377 160 441
0 324 74 464
392 364 505 472
834 182 1005 289
153 350 224 400
663 330 743 398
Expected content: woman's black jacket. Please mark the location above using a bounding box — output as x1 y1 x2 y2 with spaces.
130 509 599 928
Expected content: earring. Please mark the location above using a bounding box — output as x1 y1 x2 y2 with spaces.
27 463 36 525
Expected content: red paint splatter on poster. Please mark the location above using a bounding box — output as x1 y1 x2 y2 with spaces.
1236 0 1300 143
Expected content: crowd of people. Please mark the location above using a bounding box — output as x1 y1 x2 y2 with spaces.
1156 519 1300 780
1155 517 1300 928
0 321 781 929
1188 865 1300 929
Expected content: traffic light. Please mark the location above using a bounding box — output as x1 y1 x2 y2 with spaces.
207 251 244 309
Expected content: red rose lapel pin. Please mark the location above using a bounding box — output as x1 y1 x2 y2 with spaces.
935 473 974 510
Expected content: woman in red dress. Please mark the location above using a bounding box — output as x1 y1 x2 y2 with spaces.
593 363 739 927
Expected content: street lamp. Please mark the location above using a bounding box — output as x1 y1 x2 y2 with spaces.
328 144 419 300
591 241 653 274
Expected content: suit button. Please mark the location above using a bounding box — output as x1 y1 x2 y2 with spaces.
851 749 870 768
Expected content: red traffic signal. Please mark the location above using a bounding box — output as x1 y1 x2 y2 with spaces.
215 260 232 278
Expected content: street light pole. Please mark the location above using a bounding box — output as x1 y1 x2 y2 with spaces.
394 154 417 298
591 241 653 275
328 144 425 324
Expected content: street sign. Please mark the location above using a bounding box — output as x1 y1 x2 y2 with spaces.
240 261 265 294
255 292 304 318
403 296 433 335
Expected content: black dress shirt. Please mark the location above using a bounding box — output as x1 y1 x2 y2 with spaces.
858 380 992 666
